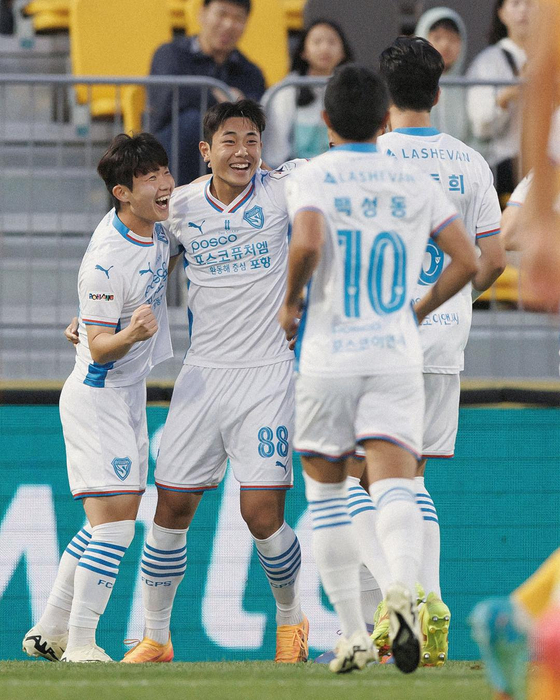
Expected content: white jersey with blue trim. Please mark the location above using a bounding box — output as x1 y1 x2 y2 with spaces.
165 161 306 368
285 143 459 378
378 127 501 373
72 210 173 387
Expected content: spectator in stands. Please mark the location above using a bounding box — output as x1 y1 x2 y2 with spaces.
415 7 468 142
264 20 353 167
0 0 14 35
466 0 534 199
149 0 265 185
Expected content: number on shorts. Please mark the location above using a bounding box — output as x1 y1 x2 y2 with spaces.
258 425 289 458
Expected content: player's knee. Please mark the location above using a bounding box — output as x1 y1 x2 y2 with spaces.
155 490 201 528
241 508 284 540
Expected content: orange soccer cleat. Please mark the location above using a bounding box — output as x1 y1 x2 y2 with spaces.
275 616 309 663
120 636 174 663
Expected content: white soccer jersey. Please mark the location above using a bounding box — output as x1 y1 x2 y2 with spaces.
285 143 458 378
73 210 173 387
378 127 502 373
165 161 306 368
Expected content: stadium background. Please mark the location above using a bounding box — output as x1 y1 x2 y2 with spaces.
1 0 560 665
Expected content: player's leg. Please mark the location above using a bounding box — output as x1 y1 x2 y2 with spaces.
226 361 307 663
124 365 228 663
295 373 376 673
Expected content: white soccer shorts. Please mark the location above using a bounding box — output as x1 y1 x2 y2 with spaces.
155 360 295 492
422 373 460 459
59 374 148 499
294 372 424 462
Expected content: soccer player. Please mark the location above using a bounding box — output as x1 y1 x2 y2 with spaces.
279 63 478 674
22 133 175 662
122 100 308 664
353 36 505 665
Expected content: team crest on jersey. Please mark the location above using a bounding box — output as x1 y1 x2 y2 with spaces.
243 205 264 229
155 224 168 244
112 457 132 481
268 160 296 180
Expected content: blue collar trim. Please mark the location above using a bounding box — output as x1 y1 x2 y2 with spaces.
393 127 440 136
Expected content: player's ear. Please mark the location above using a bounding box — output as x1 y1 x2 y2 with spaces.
112 184 130 205
199 141 212 168
381 110 391 132
433 87 441 107
321 109 332 129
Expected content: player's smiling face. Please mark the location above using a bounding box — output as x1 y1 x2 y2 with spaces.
202 117 262 196
115 165 175 235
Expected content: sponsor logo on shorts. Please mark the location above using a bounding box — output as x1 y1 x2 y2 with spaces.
112 457 132 481
88 292 115 301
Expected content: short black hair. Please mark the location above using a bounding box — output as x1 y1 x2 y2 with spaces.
203 99 266 144
324 64 388 141
203 0 251 13
379 36 444 112
429 17 460 35
97 133 169 212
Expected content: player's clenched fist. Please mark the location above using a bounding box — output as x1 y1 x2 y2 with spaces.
127 304 158 342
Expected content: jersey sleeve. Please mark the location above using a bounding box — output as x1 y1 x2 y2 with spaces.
264 159 310 212
476 166 503 238
507 172 533 208
284 163 327 221
79 260 126 329
426 176 460 239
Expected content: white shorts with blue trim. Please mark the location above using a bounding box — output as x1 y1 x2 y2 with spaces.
155 360 294 492
59 373 148 499
422 373 460 458
294 372 424 461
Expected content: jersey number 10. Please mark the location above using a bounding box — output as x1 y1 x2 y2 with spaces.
337 229 407 318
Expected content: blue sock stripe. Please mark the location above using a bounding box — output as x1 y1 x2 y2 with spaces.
423 516 439 523
311 511 350 523
74 533 91 547
377 487 414 509
416 497 434 505
66 548 81 560
145 542 187 556
257 545 300 571
312 520 352 531
80 554 120 569
420 507 438 515
262 558 302 583
89 540 127 553
255 537 298 562
347 496 373 508
78 562 117 578
142 550 187 564
79 527 92 538
349 505 376 518
308 497 347 506
67 542 86 556
86 547 123 562
141 567 186 579
308 503 350 515
140 559 187 571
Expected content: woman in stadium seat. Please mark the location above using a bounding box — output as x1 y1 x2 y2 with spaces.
263 19 353 167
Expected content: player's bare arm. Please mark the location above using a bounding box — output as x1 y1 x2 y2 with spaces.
414 219 479 323
473 234 506 292
65 317 79 345
87 304 158 364
279 209 325 336
501 205 524 251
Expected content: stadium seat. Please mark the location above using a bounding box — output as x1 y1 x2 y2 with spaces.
185 0 290 87
69 0 172 134
283 0 305 31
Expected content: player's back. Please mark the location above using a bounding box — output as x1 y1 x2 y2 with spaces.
285 144 458 378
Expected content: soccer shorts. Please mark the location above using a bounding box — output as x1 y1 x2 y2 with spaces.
155 360 295 492
59 373 148 499
422 373 460 459
295 372 424 462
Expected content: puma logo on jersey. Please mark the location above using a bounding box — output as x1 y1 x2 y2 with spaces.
139 262 154 277
275 460 287 472
95 264 114 279
188 220 205 234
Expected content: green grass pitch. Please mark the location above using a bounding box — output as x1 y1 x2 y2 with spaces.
0 661 492 700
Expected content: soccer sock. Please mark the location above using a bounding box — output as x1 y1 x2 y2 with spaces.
369 478 423 595
141 522 188 644
359 566 383 627
38 525 93 636
415 476 441 598
347 476 390 596
67 520 135 649
305 473 365 638
254 522 303 627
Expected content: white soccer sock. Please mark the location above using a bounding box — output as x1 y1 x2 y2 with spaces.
38 525 93 636
369 478 423 595
67 520 135 650
305 473 365 638
141 522 188 644
253 522 303 627
347 476 390 596
359 566 383 627
415 476 441 598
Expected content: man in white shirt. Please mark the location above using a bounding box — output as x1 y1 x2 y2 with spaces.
279 64 478 674
22 133 175 663
122 100 309 665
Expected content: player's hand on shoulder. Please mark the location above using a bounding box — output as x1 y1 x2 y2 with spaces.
128 304 158 342
64 317 79 345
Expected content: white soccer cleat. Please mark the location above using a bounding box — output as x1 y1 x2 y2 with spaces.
61 643 112 662
328 629 378 673
386 582 421 674
22 624 68 662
